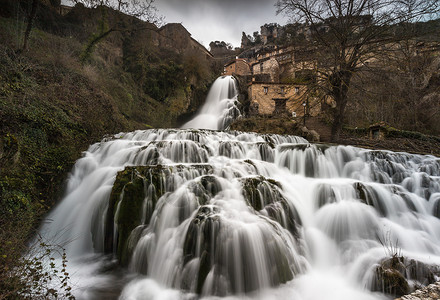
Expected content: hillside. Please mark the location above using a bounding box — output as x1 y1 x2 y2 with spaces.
0 0 218 293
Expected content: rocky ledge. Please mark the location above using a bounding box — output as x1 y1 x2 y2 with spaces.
396 282 440 300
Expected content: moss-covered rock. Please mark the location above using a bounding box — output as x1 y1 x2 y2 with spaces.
374 263 409 297
371 256 438 297
105 166 167 264
229 116 300 136
105 164 215 264
354 182 387 216
240 176 302 238
183 205 221 293
182 204 296 295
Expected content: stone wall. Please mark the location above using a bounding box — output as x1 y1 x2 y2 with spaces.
248 83 307 115
251 57 280 82
224 59 251 76
158 23 212 59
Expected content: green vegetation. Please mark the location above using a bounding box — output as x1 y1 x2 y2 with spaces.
0 1 217 296
0 238 75 299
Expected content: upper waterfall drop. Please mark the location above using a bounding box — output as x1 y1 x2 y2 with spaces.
181 75 240 130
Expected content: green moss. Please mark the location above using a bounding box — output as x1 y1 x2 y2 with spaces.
106 164 215 264
0 7 217 296
240 176 301 237
115 177 145 265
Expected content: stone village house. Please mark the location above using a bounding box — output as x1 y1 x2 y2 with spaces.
223 46 321 118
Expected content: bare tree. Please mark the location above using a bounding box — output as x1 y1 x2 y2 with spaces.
70 0 163 63
277 0 440 141
21 0 39 52
71 0 162 22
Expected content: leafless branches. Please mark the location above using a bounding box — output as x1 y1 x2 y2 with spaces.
276 0 440 140
70 0 164 25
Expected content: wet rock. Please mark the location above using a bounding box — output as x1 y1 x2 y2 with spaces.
240 176 302 238
396 281 440 300
406 259 437 287
218 141 245 158
315 183 337 208
183 205 221 293
372 257 438 298
431 194 440 218
354 182 388 216
372 257 410 297
105 164 214 264
182 205 297 295
187 175 222 205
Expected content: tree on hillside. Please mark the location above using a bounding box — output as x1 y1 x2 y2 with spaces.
70 0 163 63
20 0 61 52
22 0 39 52
276 0 440 141
71 0 162 21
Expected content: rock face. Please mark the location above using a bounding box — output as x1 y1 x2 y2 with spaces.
373 257 410 297
396 281 440 300
106 165 303 294
371 256 438 298
240 176 302 238
105 164 213 265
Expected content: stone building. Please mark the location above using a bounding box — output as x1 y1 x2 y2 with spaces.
223 43 321 118
248 83 310 116
251 56 280 82
223 58 251 76
158 23 213 59
247 46 319 116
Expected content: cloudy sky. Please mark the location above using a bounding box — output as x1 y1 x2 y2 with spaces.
154 0 289 48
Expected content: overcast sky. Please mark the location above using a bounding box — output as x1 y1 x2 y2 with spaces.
154 0 289 49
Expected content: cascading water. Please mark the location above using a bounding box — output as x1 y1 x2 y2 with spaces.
38 76 440 300
181 75 240 130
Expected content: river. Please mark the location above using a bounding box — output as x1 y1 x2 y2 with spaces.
38 76 440 300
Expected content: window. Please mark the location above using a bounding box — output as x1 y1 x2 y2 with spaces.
280 87 285 94
260 63 264 72
263 87 268 94
295 87 300 94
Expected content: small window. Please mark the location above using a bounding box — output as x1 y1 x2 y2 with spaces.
280 87 285 94
295 87 300 94
264 87 268 94
260 63 264 72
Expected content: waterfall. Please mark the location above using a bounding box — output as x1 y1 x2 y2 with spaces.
38 77 440 300
181 75 240 130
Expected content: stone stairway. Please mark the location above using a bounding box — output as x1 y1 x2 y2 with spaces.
304 116 332 143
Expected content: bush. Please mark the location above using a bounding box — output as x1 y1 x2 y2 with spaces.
0 235 75 300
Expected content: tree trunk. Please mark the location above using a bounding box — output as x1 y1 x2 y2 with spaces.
80 28 115 63
22 0 39 52
330 71 352 142
331 96 348 141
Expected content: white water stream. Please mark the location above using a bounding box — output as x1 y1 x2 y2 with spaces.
39 76 440 300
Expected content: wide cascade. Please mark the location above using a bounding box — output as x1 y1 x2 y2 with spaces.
39 76 440 300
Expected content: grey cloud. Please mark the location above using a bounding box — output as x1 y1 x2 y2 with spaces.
155 0 286 47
